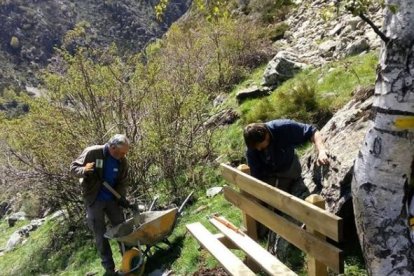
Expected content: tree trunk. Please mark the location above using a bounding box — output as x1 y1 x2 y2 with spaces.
352 1 414 275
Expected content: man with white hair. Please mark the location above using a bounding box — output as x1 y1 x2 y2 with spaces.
70 134 130 276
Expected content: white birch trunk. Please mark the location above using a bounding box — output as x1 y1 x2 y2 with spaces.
352 1 414 275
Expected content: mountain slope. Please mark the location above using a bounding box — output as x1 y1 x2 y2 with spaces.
0 0 191 92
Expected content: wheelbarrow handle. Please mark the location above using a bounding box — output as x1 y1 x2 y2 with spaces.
178 191 194 215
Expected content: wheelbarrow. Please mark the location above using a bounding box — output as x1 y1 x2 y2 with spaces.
104 191 193 276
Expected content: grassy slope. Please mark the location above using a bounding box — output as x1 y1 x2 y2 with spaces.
0 194 242 275
0 192 367 275
0 52 376 275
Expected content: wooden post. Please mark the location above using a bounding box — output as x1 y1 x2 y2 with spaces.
237 164 258 240
306 194 328 276
237 164 261 273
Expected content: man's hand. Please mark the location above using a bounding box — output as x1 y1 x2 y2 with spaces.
317 150 329 166
118 196 131 209
83 162 95 173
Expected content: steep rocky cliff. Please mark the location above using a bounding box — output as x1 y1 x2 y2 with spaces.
0 0 191 91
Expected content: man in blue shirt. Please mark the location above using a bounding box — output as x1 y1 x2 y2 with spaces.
244 119 328 192
71 134 130 276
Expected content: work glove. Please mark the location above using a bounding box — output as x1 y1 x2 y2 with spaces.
118 196 140 214
118 196 131 209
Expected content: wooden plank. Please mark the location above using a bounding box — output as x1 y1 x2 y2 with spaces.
224 187 344 274
186 223 255 276
214 233 238 249
236 165 261 273
210 216 297 276
241 191 259 241
306 195 328 276
221 163 343 242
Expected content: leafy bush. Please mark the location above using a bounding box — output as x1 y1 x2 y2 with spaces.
247 0 293 23
267 22 289 42
10 36 20 49
244 80 322 124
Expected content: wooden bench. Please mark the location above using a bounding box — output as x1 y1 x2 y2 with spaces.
187 163 344 276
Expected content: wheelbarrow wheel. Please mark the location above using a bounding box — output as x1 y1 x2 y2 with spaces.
121 247 145 276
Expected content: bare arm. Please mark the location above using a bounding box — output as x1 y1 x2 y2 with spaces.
311 131 329 165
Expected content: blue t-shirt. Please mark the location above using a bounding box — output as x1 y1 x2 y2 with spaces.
246 119 316 180
96 151 120 201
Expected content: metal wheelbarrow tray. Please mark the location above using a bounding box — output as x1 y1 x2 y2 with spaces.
105 207 178 247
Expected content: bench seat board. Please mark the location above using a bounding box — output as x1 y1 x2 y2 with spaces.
210 217 297 276
186 222 255 276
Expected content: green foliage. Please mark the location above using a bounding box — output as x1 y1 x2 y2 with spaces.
320 3 337 22
163 16 266 93
155 0 169 21
344 0 373 15
247 0 293 23
9 36 20 49
240 52 378 125
267 22 289 42
0 218 114 275
244 80 323 124
213 122 246 164
0 219 29 249
62 21 91 51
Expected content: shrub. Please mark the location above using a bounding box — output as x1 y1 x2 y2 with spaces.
243 80 323 125
10 36 20 49
248 0 293 23
267 22 289 42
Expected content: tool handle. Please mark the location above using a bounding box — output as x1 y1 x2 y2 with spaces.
102 181 122 199
213 215 245 236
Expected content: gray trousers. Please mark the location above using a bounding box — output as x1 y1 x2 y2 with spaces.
86 200 125 271
263 154 302 192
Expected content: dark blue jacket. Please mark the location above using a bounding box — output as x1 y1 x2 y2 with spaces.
246 119 316 180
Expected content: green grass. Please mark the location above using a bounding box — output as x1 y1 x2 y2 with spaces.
240 52 378 124
0 192 367 275
218 64 268 112
147 193 245 275
0 218 59 275
0 194 243 275
0 219 28 249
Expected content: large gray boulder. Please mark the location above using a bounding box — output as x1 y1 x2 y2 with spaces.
263 51 308 87
300 86 374 215
6 211 27 227
345 38 370 57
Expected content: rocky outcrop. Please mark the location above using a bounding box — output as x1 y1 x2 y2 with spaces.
262 51 308 87
204 109 240 128
300 86 374 215
254 1 382 94
2 210 65 253
236 85 271 102
276 1 382 66
6 211 27 227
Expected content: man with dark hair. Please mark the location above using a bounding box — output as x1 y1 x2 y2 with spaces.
243 119 328 192
70 134 130 276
